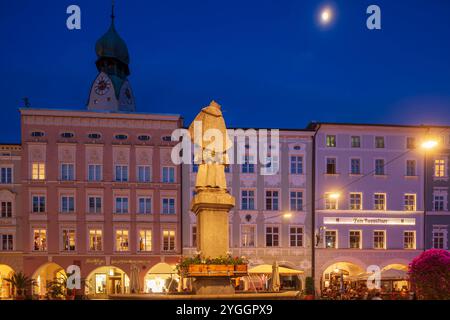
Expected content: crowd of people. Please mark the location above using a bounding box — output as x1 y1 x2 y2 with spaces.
320 283 414 300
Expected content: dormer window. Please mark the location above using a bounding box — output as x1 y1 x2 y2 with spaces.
162 136 172 142
138 135 151 141
115 134 128 140
61 132 74 138
31 131 45 137
88 133 102 139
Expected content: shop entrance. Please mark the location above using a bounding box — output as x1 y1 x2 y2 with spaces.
0 264 14 299
86 266 129 296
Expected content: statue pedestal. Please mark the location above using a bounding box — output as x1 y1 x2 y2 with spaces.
191 189 235 295
191 190 235 258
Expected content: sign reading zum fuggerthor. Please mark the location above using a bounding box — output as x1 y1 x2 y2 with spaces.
323 217 416 225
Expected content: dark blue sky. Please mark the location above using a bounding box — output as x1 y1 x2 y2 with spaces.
1 0 450 142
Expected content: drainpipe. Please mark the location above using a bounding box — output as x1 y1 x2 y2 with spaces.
311 123 320 296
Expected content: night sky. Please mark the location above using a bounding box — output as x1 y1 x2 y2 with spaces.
1 0 450 143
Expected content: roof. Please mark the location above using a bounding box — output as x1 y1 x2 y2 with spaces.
306 121 450 130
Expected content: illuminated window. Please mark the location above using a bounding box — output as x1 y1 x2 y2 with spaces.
162 167 175 183
32 195 46 213
290 191 303 211
375 136 385 148
349 193 362 210
373 231 386 249
265 226 280 247
1 201 12 218
289 227 303 247
406 160 416 176
162 230 175 251
0 234 13 251
138 197 152 214
374 193 386 210
351 136 361 148
434 159 446 177
265 190 279 211
326 135 336 147
325 230 337 248
404 194 416 211
241 190 255 210
137 166 151 182
0 167 12 184
89 229 102 251
241 225 256 247
139 229 152 252
349 231 361 249
116 229 129 251
62 229 76 251
403 231 415 249
324 193 338 210
290 156 303 174
33 229 47 251
31 163 45 180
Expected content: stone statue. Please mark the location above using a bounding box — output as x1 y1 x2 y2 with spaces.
188 100 232 191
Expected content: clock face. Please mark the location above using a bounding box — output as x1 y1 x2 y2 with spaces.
94 76 111 95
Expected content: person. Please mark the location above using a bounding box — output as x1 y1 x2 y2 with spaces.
372 291 383 300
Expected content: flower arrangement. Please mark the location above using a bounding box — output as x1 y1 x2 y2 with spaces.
176 254 248 275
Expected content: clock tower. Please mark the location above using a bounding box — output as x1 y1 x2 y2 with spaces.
87 5 135 112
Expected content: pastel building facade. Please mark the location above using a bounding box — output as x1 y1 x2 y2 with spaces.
425 127 450 251
182 129 314 290
309 123 426 293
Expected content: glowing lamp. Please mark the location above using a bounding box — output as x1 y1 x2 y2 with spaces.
421 140 438 150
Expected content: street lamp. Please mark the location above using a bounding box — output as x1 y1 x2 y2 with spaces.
421 139 438 150
328 192 340 200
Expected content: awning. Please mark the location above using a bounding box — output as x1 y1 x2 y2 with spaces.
248 264 303 275
356 268 408 281
147 263 177 274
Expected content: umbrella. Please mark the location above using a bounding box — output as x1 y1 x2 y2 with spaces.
271 261 280 292
129 265 140 294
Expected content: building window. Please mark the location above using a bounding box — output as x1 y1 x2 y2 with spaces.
33 229 47 251
290 191 303 211
61 196 75 213
404 194 416 211
137 166 151 183
241 225 256 247
289 227 303 247
115 134 128 140
115 229 129 252
162 167 175 183
265 190 279 211
32 195 46 213
290 156 303 174
60 163 75 181
242 155 255 173
350 158 361 175
326 135 336 147
139 230 152 252
31 162 45 180
115 165 128 182
373 231 386 249
325 230 337 248
264 155 280 175
326 158 337 174
432 228 447 249
0 201 12 218
89 229 102 251
0 167 12 184
138 135 151 141
162 198 176 214
406 160 416 176
403 231 416 249
265 226 280 247
138 197 152 214
434 159 446 177
115 197 129 214
191 225 197 247
433 191 447 211
241 190 255 210
349 231 361 249
1 234 13 251
374 193 386 210
87 133 101 139
349 193 362 210
88 197 102 214
406 137 416 149
375 159 385 175
351 136 361 148
62 229 76 251
88 164 102 181
375 136 385 148
325 193 338 210
162 230 176 251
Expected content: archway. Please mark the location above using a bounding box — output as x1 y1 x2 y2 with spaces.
32 263 66 297
321 262 364 296
144 263 178 293
85 266 130 297
380 263 409 292
0 264 15 299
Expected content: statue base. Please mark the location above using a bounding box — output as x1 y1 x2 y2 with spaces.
192 277 235 295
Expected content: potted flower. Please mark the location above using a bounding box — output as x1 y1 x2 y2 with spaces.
303 276 315 300
4 272 36 300
177 254 248 276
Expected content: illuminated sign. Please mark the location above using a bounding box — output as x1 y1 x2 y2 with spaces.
323 217 415 225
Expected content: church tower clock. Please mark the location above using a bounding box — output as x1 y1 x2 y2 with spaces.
88 5 135 112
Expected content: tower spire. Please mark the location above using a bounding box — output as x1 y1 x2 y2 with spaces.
111 0 115 22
